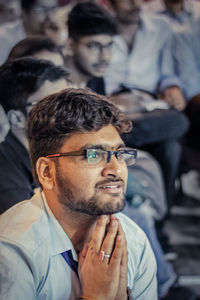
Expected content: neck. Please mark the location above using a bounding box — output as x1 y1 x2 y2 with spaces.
23 20 33 36
44 190 97 253
165 4 184 16
11 126 28 150
118 22 139 50
65 57 91 88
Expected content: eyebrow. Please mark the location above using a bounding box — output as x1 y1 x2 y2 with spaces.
81 143 126 150
88 41 114 46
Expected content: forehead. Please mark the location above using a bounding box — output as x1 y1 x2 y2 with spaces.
33 51 64 66
61 125 124 152
77 34 114 45
112 0 140 8
35 0 57 7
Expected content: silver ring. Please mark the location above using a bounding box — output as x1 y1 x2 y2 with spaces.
100 250 111 261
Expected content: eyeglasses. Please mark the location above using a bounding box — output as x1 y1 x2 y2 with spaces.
32 5 58 14
46 148 137 167
78 41 114 55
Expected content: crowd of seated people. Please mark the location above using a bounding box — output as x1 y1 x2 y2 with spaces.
0 1 200 299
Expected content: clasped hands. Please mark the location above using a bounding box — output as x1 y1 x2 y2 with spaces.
78 215 128 300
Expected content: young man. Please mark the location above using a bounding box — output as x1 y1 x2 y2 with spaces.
65 1 117 89
0 0 68 65
0 57 69 213
0 88 158 300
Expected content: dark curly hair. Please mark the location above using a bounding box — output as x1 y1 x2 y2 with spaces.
28 88 132 184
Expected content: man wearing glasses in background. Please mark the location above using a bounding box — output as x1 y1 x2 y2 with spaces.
0 88 157 300
0 0 68 65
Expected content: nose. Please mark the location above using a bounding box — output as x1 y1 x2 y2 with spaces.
101 155 124 178
98 46 112 62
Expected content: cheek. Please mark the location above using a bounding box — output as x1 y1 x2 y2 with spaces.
66 166 99 191
30 14 46 26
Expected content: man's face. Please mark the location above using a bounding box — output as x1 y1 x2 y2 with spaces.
53 124 128 216
23 0 58 35
71 34 114 78
111 0 141 24
0 0 21 24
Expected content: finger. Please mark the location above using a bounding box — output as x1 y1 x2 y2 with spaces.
78 243 89 272
109 229 124 268
100 218 119 264
90 215 109 253
120 242 128 275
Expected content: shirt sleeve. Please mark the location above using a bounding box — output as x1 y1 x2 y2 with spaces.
172 29 200 100
0 241 36 300
159 25 183 92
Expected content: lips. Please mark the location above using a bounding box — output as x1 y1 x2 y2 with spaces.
97 182 124 194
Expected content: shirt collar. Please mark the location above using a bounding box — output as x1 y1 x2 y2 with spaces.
41 191 78 260
114 12 158 50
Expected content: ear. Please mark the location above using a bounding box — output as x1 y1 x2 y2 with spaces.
7 110 26 129
65 38 75 56
36 157 55 190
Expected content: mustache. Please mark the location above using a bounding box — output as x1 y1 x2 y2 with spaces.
95 178 124 188
93 62 109 68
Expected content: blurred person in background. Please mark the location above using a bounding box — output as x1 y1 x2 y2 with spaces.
103 0 189 208
0 35 66 145
0 0 21 24
143 0 200 29
0 57 69 213
0 0 68 65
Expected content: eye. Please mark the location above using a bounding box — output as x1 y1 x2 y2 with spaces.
87 43 99 51
87 150 104 165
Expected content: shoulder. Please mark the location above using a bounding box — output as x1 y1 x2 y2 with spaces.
0 192 50 254
141 12 172 36
116 212 148 249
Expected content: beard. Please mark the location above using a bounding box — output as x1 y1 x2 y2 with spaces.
55 163 126 216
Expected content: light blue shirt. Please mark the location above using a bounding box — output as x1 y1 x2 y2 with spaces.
105 13 182 96
0 191 158 300
172 21 200 100
143 0 200 28
0 20 26 66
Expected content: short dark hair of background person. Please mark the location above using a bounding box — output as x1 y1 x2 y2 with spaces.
67 1 118 40
6 36 64 63
0 57 69 114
